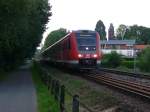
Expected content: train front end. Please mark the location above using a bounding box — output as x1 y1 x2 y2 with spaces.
74 30 102 69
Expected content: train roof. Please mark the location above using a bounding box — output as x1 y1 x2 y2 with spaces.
73 30 97 34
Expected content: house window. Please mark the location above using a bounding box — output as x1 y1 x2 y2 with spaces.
127 50 132 57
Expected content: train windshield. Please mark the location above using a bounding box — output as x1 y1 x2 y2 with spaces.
77 38 96 45
76 33 96 51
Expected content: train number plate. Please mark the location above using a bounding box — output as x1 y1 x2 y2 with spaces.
85 54 90 58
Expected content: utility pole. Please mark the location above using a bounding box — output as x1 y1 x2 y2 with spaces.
134 46 137 73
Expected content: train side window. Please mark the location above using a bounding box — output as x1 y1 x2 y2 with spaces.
60 42 63 51
68 38 71 49
62 41 65 51
66 37 71 50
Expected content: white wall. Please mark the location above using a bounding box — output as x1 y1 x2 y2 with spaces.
101 49 135 57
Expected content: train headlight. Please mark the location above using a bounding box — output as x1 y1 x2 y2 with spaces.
85 47 89 50
93 54 98 58
78 54 83 58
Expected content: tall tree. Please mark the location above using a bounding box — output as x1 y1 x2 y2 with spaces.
0 0 51 70
116 24 127 40
95 20 106 40
43 28 68 49
124 25 139 40
124 25 150 44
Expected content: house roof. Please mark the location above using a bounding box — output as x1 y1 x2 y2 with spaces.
135 45 149 49
100 40 136 45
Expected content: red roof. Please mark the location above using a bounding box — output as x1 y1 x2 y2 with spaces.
135 45 149 50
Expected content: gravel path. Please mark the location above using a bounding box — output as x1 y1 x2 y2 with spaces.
0 68 37 112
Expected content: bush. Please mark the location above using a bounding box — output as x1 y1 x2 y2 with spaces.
123 57 134 61
121 60 134 69
138 47 150 72
101 51 122 68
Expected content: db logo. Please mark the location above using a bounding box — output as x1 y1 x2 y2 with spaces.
85 54 90 58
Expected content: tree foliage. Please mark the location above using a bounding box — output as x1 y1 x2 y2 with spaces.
95 20 106 40
101 51 122 68
116 24 150 44
0 0 51 70
124 25 142 42
138 47 150 72
125 25 150 44
43 28 68 49
116 24 127 40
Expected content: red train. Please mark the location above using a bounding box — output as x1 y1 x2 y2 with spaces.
42 30 103 69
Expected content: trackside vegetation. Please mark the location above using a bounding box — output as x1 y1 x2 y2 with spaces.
43 65 119 111
101 52 136 72
101 51 122 68
31 62 59 112
101 49 150 73
0 0 51 71
0 70 7 81
138 47 150 72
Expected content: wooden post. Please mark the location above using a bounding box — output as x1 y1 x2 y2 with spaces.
51 80 55 95
48 75 52 90
43 72 47 85
54 80 60 101
60 85 65 112
72 95 79 112
45 74 48 86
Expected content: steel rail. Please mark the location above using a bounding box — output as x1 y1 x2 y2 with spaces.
81 73 150 99
98 68 150 80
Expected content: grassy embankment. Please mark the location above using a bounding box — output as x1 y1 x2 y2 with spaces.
31 63 60 112
44 65 119 111
0 70 9 81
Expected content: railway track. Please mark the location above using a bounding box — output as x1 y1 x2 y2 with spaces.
81 72 150 100
98 67 150 80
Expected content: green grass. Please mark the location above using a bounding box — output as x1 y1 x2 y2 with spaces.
0 71 4 81
0 70 8 81
31 64 60 112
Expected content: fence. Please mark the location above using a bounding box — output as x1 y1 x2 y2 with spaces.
39 67 94 112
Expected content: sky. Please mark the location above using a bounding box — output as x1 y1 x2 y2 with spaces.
42 0 150 44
